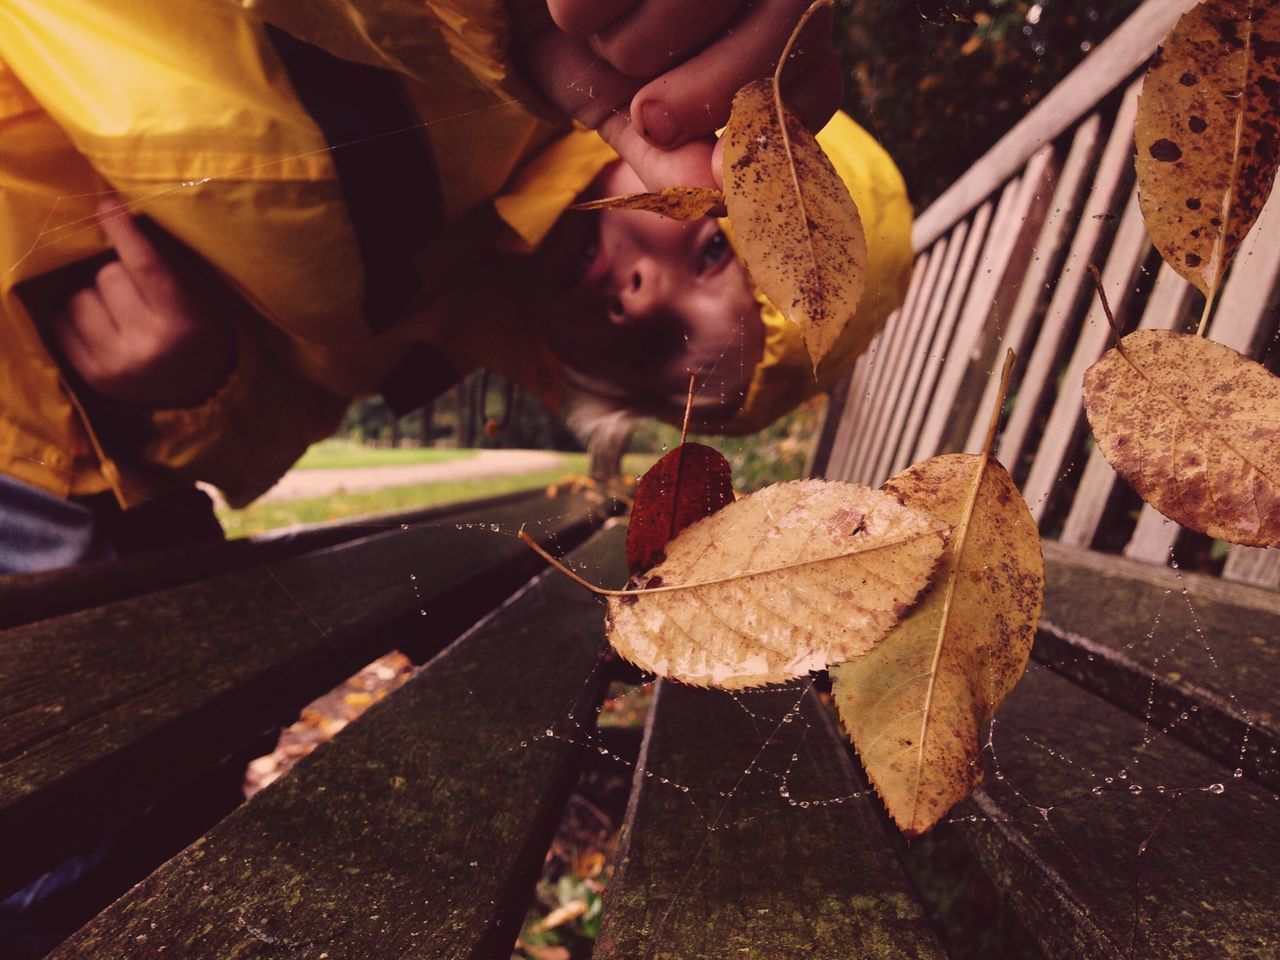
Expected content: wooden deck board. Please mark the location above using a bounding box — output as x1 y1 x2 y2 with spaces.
46 526 627 960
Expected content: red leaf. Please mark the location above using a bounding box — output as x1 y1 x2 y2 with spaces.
626 442 734 575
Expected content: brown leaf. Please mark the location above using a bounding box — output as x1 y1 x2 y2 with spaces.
571 187 725 220
608 479 948 689
1083 328 1280 546
626 442 735 575
1135 0 1280 299
831 453 1043 838
721 79 868 372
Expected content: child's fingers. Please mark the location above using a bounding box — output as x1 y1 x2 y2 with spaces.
591 0 743 79
93 197 179 307
52 290 113 387
94 260 153 333
546 0 634 37
521 26 644 135
629 0 837 147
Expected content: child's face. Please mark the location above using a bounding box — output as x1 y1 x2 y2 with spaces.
540 161 763 418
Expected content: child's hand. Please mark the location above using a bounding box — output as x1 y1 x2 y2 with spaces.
518 0 842 191
51 199 236 408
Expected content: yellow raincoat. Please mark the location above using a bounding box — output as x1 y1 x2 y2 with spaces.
0 0 912 511
0 0 566 508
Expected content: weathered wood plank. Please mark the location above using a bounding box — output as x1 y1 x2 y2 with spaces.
1021 183 1151 524
997 85 1141 479
913 0 1198 249
46 525 627 960
937 145 1059 459
915 150 1057 466
1035 541 1280 791
1060 263 1197 547
964 115 1103 455
911 174 1031 466
846 249 933 483
595 680 946 959
805 367 852 479
877 221 968 482
821 353 872 481
0 490 605 893
0 488 557 629
857 243 947 485
890 203 993 479
958 663 1280 960
1222 548 1280 590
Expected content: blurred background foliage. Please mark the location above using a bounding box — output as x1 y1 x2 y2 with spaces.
837 0 1143 207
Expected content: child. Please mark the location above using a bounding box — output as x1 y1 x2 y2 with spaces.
0 0 910 572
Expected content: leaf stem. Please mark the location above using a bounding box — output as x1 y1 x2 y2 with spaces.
981 349 1016 458
775 0 833 89
518 528 623 597
1089 264 1123 349
680 373 695 445
1195 284 1218 338
518 526 948 599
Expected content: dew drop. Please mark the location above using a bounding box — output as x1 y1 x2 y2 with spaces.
1234 768 1244 779
1118 769 1128 780
1092 786 1104 795
1208 783 1225 794
1105 777 1114 784
1129 784 1143 795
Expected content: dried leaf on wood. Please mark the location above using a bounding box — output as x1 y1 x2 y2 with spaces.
571 187 725 221
832 453 1043 838
626 442 735 575
1135 0 1280 298
1083 328 1280 546
608 479 948 689
721 79 868 372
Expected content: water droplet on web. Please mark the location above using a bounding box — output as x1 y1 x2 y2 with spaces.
1234 768 1244 779
1105 777 1114 784
489 524 500 532
1092 786 1104 795
1180 711 1189 720
545 728 554 737
798 801 810 809
1207 783 1225 794
419 609 428 616
1118 769 1128 780
781 713 793 723
1129 784 1143 795
401 523 409 530
408 574 416 581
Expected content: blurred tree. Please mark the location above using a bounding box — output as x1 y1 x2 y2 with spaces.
838 0 1144 208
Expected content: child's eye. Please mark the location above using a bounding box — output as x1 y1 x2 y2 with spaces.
697 230 730 274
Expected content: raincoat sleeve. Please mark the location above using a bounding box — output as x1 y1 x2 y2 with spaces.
218 0 554 117
137 323 351 508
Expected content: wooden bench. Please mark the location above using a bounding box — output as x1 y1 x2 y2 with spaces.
809 0 1280 954
3 2 1278 957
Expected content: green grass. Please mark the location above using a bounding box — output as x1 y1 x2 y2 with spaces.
292 439 477 470
217 453 656 538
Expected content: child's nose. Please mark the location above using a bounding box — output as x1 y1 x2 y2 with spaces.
611 257 666 325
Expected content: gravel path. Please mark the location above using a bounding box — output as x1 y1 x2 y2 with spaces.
253 449 567 503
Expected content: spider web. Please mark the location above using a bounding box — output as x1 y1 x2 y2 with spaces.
4 12 1280 960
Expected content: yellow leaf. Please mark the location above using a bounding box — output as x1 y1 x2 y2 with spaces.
832 454 1043 838
1135 0 1280 304
721 79 868 372
1083 328 1280 546
571 187 725 221
607 479 948 690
